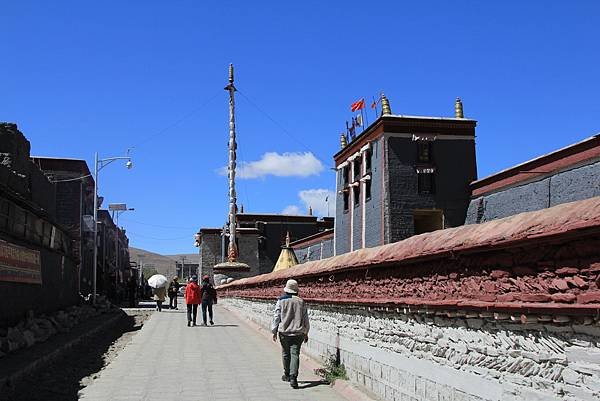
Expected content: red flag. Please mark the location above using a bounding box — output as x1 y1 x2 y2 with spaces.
350 98 365 112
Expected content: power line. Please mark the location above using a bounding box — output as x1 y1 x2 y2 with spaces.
126 231 192 241
130 90 222 150
50 174 92 183
120 217 197 230
236 89 331 163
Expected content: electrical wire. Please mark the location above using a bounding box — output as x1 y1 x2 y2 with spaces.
119 217 197 230
50 174 92 183
126 231 193 241
236 89 331 163
130 90 222 150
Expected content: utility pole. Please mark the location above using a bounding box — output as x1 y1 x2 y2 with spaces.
180 256 187 280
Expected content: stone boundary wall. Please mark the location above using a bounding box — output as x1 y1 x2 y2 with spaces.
221 297 600 401
218 198 600 400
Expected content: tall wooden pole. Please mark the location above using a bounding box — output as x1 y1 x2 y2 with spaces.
225 64 239 262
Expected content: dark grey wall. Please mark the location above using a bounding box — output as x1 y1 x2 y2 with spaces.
365 138 384 248
386 136 476 242
294 237 334 263
200 231 261 280
0 124 78 326
466 160 600 224
0 237 78 327
335 137 385 254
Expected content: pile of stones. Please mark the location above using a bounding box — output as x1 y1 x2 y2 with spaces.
0 296 115 359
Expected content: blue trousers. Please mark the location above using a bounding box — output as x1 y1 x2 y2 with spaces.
201 300 213 324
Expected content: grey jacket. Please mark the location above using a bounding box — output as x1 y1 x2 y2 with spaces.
271 293 310 336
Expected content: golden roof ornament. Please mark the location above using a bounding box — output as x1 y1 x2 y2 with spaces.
340 133 347 149
381 92 392 116
455 97 464 119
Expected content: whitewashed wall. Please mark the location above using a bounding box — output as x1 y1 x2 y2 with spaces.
221 298 600 401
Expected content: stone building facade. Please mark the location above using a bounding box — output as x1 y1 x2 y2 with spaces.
466 134 600 224
291 229 334 263
31 157 96 294
334 98 477 255
197 214 333 280
0 123 78 326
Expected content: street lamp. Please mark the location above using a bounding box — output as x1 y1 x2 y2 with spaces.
93 152 133 304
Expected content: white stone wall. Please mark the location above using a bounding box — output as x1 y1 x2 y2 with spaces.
221 298 600 401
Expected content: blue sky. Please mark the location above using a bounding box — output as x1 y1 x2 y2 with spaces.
1 1 598 254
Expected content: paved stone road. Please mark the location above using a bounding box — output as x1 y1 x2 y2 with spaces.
79 303 346 401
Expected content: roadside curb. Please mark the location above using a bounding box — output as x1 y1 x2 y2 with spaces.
0 310 125 392
220 303 380 401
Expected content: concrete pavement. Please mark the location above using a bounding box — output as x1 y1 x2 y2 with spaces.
79 302 347 401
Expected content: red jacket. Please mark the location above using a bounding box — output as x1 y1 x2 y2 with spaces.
185 281 201 304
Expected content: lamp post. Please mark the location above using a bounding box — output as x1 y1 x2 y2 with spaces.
93 152 133 304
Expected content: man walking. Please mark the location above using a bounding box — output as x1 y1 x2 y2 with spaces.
199 275 217 326
271 279 310 389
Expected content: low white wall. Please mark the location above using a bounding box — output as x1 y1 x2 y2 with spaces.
221 297 600 401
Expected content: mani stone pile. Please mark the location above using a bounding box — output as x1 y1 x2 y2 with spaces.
0 296 114 358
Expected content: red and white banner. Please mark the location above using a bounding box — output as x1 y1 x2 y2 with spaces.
0 240 42 284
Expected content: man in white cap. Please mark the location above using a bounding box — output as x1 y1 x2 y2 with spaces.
271 279 310 389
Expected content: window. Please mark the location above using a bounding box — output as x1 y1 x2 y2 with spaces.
365 149 372 172
342 166 349 185
343 191 349 212
353 159 361 180
418 173 435 194
365 179 372 200
414 209 444 235
353 186 360 207
417 142 432 163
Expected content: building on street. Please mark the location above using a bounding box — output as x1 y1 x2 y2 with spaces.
334 95 477 255
466 134 600 223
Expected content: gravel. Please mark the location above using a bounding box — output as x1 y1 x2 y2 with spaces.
1 310 151 401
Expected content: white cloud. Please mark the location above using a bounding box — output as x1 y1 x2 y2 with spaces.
280 189 336 217
281 205 302 215
221 152 324 179
299 188 336 217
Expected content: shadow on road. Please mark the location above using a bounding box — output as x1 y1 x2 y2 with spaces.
297 380 330 389
1 310 148 401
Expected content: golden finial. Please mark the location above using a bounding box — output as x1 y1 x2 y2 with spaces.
381 92 392 115
455 97 464 119
340 133 347 149
285 231 291 247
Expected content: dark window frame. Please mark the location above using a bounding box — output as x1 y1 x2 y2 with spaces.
365 149 372 173
418 172 435 194
417 141 432 163
353 185 360 207
353 158 361 181
343 190 350 212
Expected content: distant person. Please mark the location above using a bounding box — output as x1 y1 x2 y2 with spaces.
199 275 217 326
168 276 181 309
152 286 167 312
185 275 201 327
271 279 310 389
